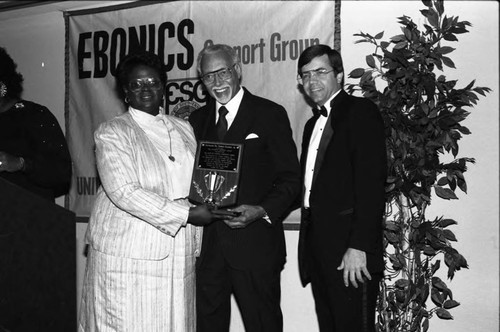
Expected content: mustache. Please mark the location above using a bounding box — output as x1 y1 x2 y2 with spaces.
211 85 230 92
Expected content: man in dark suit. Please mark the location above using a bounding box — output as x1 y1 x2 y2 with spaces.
189 44 300 332
297 44 387 332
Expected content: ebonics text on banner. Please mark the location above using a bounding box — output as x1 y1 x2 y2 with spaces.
78 19 195 78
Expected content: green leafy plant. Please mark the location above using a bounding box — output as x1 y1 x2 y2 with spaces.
345 1 490 331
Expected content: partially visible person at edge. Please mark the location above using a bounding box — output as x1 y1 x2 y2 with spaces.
78 50 216 331
189 44 301 332
0 46 71 202
297 44 387 332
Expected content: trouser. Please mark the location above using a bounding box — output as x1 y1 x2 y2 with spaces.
196 241 283 332
309 257 382 332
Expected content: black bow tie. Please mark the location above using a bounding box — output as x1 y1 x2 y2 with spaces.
317 105 328 117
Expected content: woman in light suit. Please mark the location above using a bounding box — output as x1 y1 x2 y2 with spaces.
78 51 214 332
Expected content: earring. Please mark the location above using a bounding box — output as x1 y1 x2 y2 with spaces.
0 82 7 98
124 96 129 104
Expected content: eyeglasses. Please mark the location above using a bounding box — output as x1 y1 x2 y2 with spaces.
201 64 237 84
297 68 334 84
127 78 163 92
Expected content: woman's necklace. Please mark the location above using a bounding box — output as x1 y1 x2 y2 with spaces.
167 127 175 162
154 107 175 162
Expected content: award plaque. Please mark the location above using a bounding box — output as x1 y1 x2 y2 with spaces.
189 141 243 208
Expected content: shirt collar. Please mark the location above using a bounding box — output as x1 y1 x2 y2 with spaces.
318 89 341 116
216 87 244 115
129 106 166 125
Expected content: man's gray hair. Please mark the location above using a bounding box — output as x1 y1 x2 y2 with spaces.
196 44 240 75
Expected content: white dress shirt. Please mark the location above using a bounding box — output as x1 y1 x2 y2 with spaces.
215 87 244 128
303 91 340 208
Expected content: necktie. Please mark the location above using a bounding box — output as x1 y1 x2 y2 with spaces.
318 105 328 117
216 106 229 140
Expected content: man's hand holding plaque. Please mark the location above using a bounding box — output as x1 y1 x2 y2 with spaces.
213 204 266 229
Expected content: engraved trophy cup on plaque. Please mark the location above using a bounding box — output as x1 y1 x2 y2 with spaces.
189 141 243 211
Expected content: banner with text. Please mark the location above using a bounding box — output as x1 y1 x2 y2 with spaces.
65 1 336 217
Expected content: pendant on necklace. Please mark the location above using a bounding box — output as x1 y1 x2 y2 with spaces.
169 155 176 162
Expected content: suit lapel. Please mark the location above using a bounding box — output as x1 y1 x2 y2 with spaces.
312 113 334 186
301 115 319 168
224 88 255 143
199 100 219 141
310 90 349 185
330 90 350 123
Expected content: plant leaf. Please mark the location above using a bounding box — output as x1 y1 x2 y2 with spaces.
431 288 444 306
437 46 455 55
374 31 384 39
443 229 457 241
443 299 460 309
385 221 400 231
431 260 441 275
380 41 390 49
443 33 458 41
421 0 432 7
437 177 448 186
422 317 429 332
442 56 456 68
366 55 377 68
424 246 436 255
439 218 457 228
432 277 448 291
436 308 453 320
390 34 406 42
434 186 458 199
394 41 408 50
349 68 365 79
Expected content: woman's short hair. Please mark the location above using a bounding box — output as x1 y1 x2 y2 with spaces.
0 46 24 99
114 51 167 98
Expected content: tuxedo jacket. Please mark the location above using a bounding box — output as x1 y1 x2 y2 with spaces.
298 90 387 286
85 112 202 260
189 88 301 270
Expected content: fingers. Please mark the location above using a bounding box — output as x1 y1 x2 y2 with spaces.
343 270 350 288
337 261 344 271
340 266 370 288
211 210 236 220
362 267 372 281
220 205 266 229
223 218 245 229
223 205 252 229
351 270 359 288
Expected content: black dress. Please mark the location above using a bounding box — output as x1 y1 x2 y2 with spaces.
0 100 72 201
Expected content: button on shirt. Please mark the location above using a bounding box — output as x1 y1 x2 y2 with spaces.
303 91 339 208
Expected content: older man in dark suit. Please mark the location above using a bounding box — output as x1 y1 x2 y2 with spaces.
297 44 387 332
189 44 300 332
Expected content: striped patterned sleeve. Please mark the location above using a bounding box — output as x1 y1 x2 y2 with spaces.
94 120 189 237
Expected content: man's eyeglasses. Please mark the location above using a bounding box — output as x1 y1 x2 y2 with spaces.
127 78 163 92
201 64 237 84
297 68 334 84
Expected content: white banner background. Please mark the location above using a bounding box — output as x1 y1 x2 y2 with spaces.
66 1 336 217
